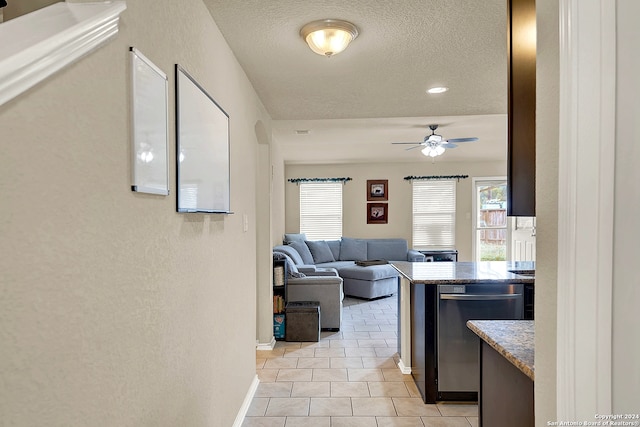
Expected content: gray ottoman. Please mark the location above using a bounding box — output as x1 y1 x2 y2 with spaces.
285 301 321 342
338 264 399 299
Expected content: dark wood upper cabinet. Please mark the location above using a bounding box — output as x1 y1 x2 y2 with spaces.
507 0 536 216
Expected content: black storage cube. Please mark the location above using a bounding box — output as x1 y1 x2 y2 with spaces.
285 301 321 342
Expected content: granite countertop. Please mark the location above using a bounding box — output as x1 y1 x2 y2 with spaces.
466 320 535 380
391 261 535 284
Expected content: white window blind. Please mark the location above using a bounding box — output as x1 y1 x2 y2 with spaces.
299 182 342 240
412 180 456 249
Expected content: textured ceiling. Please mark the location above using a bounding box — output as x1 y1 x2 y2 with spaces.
203 0 509 164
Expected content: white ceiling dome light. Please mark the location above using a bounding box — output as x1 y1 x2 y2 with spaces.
300 19 359 57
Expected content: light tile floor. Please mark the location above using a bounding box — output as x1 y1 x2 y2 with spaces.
244 294 478 427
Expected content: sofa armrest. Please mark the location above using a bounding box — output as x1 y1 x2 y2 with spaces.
309 267 339 277
298 266 340 276
287 276 343 286
407 249 426 262
287 276 344 330
297 265 320 274
298 265 338 276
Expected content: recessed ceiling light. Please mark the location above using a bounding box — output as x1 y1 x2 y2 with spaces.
427 87 449 94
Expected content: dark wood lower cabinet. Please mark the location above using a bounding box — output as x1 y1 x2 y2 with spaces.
524 284 534 320
410 283 438 403
479 341 534 426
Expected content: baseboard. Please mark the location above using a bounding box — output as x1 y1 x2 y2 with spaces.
398 358 411 374
256 336 276 351
232 374 260 427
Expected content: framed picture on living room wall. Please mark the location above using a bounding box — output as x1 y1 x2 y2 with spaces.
367 203 388 224
367 179 388 201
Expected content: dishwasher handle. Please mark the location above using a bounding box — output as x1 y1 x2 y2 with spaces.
440 293 522 301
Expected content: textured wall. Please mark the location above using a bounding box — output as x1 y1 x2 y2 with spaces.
0 0 270 425
2 0 60 21
256 141 273 346
613 0 640 411
271 143 286 246
284 161 506 261
261 136 287 346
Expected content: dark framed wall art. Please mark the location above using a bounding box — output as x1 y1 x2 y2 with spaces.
367 203 388 224
367 179 388 201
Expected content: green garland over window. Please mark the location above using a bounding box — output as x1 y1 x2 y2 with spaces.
287 177 352 185
404 174 469 182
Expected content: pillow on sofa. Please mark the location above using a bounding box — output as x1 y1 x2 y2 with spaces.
367 239 409 261
305 240 335 264
339 238 368 261
326 240 341 260
273 252 306 278
288 240 315 265
284 233 307 244
273 245 305 265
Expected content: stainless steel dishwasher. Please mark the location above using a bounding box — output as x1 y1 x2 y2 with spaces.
437 283 524 395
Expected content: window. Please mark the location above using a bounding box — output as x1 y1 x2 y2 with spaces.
472 177 507 261
299 182 342 240
412 180 456 249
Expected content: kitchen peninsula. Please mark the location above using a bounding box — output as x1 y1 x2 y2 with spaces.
467 320 535 427
392 261 535 403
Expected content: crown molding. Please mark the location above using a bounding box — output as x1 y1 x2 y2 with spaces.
0 1 126 107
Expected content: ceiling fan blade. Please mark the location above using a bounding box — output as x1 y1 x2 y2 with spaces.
392 142 423 145
406 145 425 151
446 137 479 143
441 143 458 149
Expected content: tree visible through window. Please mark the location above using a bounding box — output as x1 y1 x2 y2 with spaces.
299 182 342 240
412 180 456 249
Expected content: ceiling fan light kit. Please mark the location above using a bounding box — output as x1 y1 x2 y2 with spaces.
422 145 446 157
391 124 479 158
300 19 359 57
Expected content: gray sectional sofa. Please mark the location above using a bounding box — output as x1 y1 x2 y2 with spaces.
274 235 425 300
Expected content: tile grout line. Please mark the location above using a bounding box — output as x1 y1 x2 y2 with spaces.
248 295 479 426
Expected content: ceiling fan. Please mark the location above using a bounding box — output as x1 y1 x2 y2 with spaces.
392 124 479 157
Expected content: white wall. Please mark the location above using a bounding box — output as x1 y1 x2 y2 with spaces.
535 0 559 422
2 0 60 20
271 143 286 245
255 121 275 346
613 0 640 411
0 1 270 425
538 0 640 420
285 161 506 261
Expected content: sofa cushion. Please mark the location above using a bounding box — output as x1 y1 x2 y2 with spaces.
366 239 409 261
305 240 335 264
273 252 306 278
273 245 305 265
338 264 399 280
289 240 315 265
326 240 341 260
339 238 368 261
316 260 356 270
284 233 307 244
